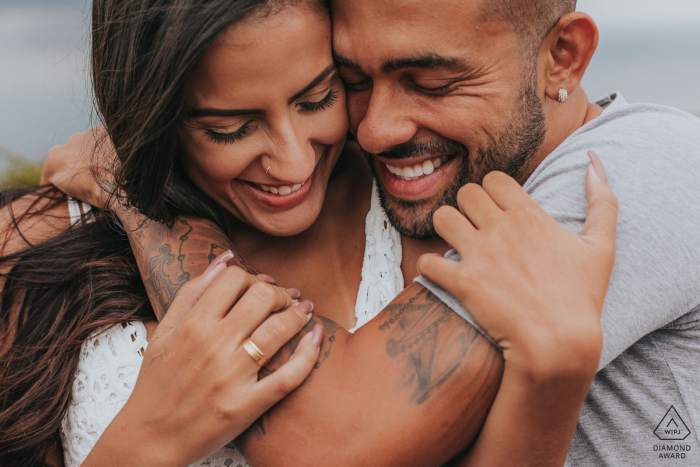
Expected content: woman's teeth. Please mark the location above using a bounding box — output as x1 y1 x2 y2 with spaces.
386 156 449 181
259 182 305 195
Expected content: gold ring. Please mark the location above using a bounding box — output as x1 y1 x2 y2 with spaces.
243 338 269 367
265 166 272 176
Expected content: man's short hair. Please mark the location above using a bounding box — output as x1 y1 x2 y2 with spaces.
483 0 577 53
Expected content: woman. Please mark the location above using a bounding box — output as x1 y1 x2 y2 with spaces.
2 0 616 466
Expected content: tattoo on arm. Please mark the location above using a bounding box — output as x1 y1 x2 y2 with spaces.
378 286 478 405
117 209 258 320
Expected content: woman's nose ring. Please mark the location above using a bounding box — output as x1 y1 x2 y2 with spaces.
265 165 272 176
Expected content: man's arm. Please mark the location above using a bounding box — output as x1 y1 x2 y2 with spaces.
116 211 258 320
114 209 504 467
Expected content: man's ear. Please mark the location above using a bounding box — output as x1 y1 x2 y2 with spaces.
541 12 599 102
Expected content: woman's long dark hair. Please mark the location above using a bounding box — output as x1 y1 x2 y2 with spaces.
0 1 328 465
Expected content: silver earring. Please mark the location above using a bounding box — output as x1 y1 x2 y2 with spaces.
558 88 568 104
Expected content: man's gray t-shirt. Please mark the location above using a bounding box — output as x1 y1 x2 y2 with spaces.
416 93 700 466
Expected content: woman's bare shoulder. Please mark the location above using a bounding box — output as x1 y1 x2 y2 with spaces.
0 188 72 258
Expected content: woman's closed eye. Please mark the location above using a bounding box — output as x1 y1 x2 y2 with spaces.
206 120 255 145
297 88 339 112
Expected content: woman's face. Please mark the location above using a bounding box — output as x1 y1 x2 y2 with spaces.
179 5 347 236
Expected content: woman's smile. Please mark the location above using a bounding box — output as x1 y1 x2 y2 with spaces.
238 165 316 209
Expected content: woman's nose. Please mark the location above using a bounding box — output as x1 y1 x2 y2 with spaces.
266 125 317 184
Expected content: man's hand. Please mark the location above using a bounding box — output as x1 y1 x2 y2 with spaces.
41 126 117 210
418 151 618 379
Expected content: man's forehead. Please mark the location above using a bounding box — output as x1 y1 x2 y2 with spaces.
331 0 509 72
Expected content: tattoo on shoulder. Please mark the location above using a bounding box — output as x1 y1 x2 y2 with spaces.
379 287 480 405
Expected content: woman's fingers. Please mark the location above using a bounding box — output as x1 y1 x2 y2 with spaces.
416 253 466 301
153 257 230 340
239 300 315 371
432 205 476 254
455 183 503 229
251 324 323 407
224 281 297 341
193 266 260 319
481 171 530 211
580 151 618 263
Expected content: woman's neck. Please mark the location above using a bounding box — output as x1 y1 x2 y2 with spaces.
223 143 373 329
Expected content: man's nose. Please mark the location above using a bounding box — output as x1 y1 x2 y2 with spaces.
268 122 316 183
356 84 418 155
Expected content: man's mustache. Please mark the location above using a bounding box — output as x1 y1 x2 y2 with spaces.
367 139 469 161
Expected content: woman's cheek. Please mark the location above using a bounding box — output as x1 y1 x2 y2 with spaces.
314 98 349 146
182 140 250 184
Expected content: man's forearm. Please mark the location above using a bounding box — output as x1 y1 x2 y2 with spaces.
116 210 255 319
241 284 503 467
122 214 504 466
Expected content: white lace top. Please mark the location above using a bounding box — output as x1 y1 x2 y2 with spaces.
60 181 404 466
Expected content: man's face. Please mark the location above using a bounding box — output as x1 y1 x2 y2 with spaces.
333 0 547 239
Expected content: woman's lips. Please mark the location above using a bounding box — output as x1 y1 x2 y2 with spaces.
239 169 315 209
378 156 454 199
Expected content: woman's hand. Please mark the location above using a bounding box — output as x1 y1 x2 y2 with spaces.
418 151 617 379
40 126 117 209
83 254 324 467
418 152 618 467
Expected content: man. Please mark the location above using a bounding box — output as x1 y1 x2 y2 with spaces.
331 0 700 464
45 0 700 465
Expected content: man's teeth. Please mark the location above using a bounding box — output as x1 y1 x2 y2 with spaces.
386 157 449 181
259 182 304 195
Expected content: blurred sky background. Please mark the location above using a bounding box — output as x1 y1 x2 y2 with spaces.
1 0 699 163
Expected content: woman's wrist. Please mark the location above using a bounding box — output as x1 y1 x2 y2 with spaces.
83 399 185 467
503 315 602 385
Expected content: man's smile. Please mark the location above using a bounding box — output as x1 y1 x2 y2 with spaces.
375 155 457 199
383 156 449 181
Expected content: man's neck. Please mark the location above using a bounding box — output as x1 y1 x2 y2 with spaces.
521 86 603 183
400 234 451 285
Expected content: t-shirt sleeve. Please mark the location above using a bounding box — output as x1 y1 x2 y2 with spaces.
415 260 502 350
417 103 700 371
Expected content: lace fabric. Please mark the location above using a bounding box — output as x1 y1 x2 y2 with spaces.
60 321 248 467
351 181 404 332
61 180 403 465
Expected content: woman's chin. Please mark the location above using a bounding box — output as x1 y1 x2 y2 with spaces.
253 214 318 237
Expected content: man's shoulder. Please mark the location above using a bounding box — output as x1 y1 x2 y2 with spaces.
584 99 700 149
526 96 700 210
524 97 700 369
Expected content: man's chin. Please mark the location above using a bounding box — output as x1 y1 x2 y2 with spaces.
381 194 439 240
370 170 445 240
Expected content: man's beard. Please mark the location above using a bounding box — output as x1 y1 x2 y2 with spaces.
366 74 547 240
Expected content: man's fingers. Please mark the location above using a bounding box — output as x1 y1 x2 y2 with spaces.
239 302 314 371
580 152 618 258
250 325 322 407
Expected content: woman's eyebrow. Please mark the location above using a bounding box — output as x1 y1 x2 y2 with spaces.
185 64 337 118
287 63 337 104
186 107 264 118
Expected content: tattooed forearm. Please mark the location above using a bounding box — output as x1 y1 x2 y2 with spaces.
115 208 258 320
378 285 481 405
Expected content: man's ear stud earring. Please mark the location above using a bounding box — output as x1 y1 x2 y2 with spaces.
558 88 568 104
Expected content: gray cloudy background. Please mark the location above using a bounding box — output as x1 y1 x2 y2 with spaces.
1 0 699 162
